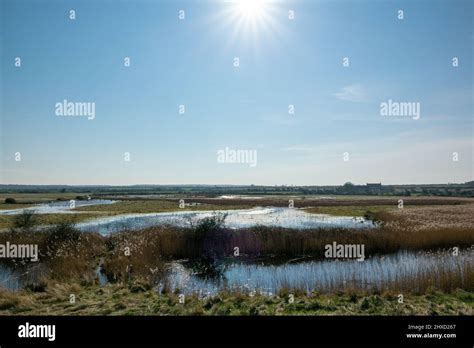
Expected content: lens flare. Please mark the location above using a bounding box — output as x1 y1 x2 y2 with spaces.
236 0 266 19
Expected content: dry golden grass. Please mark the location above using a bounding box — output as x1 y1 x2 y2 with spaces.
381 204 474 230
101 219 474 263
0 224 104 282
0 282 472 316
184 196 474 208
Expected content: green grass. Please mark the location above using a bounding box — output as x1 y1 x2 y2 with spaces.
0 212 109 229
74 199 248 214
303 205 444 217
303 205 397 217
0 282 471 315
0 192 91 204
0 203 35 210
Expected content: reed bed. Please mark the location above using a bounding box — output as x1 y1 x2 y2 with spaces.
0 209 473 294
103 222 474 261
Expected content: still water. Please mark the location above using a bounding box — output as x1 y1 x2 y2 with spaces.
161 249 472 295
76 207 374 235
1 250 470 294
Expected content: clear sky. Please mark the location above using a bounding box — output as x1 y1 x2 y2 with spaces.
1 0 472 185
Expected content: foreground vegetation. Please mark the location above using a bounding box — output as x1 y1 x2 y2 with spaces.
0 198 473 315
0 282 472 316
0 209 472 292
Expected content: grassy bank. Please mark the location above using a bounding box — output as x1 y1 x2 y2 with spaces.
304 205 397 217
74 199 248 214
0 203 34 210
0 282 472 315
0 192 91 204
0 212 111 230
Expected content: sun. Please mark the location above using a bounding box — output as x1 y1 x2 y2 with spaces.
236 0 266 19
207 0 284 49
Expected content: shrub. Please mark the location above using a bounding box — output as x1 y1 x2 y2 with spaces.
11 210 37 233
5 198 16 204
193 213 227 260
193 213 227 241
44 221 81 256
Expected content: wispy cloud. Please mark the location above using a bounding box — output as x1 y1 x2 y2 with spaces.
333 84 368 103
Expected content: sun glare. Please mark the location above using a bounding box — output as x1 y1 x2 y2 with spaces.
209 0 283 49
236 0 266 19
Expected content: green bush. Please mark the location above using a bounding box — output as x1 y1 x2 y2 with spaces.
194 213 227 241
11 210 37 233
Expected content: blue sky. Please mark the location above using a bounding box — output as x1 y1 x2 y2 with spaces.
1 0 472 185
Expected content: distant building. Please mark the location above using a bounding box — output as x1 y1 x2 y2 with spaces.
366 183 382 194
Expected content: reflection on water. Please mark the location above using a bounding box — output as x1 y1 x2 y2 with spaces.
77 207 374 235
95 265 108 286
160 250 473 296
2 250 471 294
0 264 48 290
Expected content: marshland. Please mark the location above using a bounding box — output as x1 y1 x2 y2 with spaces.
0 190 473 315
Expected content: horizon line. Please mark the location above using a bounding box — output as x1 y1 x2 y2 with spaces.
0 181 473 188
